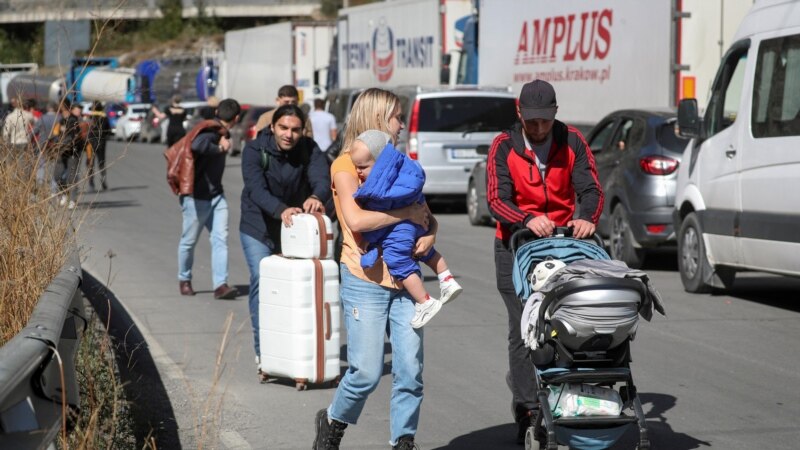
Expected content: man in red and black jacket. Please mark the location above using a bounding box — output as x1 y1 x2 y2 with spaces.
486 79 603 443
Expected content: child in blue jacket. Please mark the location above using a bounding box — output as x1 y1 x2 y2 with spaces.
351 130 463 328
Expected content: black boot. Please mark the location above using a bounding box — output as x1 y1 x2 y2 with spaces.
313 408 347 450
393 435 419 449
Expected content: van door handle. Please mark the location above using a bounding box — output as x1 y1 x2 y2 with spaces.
725 146 737 159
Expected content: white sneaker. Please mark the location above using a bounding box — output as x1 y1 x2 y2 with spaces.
410 298 442 329
67 201 76 210
439 278 463 305
59 195 67 206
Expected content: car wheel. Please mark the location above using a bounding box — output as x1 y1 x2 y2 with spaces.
678 212 712 293
467 179 488 226
610 204 645 269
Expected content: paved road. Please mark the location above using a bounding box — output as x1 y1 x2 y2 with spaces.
78 140 800 449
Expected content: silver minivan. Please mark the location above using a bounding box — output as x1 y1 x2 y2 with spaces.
392 86 518 198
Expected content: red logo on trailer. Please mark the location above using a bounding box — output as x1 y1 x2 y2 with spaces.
372 20 395 82
515 9 613 65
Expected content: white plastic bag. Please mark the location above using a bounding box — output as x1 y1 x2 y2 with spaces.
548 383 623 417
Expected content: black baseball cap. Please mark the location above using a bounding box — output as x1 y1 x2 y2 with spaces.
519 79 558 121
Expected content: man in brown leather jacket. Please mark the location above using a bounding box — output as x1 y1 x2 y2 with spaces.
177 99 241 300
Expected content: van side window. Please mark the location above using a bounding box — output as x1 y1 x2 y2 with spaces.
752 34 800 138
705 48 748 137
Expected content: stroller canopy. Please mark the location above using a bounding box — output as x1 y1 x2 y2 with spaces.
512 237 610 300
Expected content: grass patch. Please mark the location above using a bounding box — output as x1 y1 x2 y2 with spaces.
0 148 74 346
58 298 141 450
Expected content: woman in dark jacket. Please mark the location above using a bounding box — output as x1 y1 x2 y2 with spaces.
239 104 331 372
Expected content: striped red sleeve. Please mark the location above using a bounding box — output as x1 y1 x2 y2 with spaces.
486 133 528 225
568 126 604 224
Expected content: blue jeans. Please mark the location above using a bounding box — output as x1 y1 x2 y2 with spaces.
240 232 273 357
328 264 424 445
178 194 229 289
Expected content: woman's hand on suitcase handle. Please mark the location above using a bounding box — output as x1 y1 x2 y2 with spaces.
281 207 303 227
567 219 596 239
302 196 325 214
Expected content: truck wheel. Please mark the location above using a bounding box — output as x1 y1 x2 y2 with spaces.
610 204 644 269
678 212 712 293
467 179 488 226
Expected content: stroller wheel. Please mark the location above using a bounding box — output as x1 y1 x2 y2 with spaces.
524 426 540 450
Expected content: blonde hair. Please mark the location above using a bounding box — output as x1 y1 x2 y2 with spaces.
341 88 400 154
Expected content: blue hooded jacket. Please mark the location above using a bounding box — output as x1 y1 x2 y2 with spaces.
353 143 433 278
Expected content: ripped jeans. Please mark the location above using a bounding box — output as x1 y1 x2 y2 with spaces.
327 264 424 445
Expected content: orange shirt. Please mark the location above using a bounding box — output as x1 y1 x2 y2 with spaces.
331 154 399 289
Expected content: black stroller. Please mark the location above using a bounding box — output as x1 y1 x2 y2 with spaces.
510 228 664 450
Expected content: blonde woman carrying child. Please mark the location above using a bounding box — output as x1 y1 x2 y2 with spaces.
349 130 462 328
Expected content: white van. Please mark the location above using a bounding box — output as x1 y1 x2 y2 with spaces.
674 0 800 293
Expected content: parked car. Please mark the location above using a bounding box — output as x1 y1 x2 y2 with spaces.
674 0 800 292
323 88 366 160
587 109 688 268
114 103 150 141
229 104 273 155
465 119 596 226
465 144 494 226
325 87 365 134
140 107 162 143
105 102 125 133
392 86 517 200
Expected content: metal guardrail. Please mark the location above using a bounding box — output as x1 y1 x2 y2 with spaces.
0 249 85 449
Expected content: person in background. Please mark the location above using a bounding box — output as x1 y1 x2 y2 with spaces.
177 98 241 300
1 97 34 163
486 79 603 443
33 102 58 188
86 101 111 191
313 88 432 450
253 85 313 138
239 104 331 378
54 101 83 210
152 95 187 147
308 98 337 153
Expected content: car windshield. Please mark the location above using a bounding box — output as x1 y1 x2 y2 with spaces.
417 96 517 132
655 121 690 152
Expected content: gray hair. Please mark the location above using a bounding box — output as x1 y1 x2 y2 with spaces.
355 130 392 159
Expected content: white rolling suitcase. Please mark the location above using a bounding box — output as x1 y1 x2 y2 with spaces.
281 212 334 259
258 254 341 390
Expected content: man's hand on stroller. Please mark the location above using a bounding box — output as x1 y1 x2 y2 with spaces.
526 215 556 237
567 219 596 239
